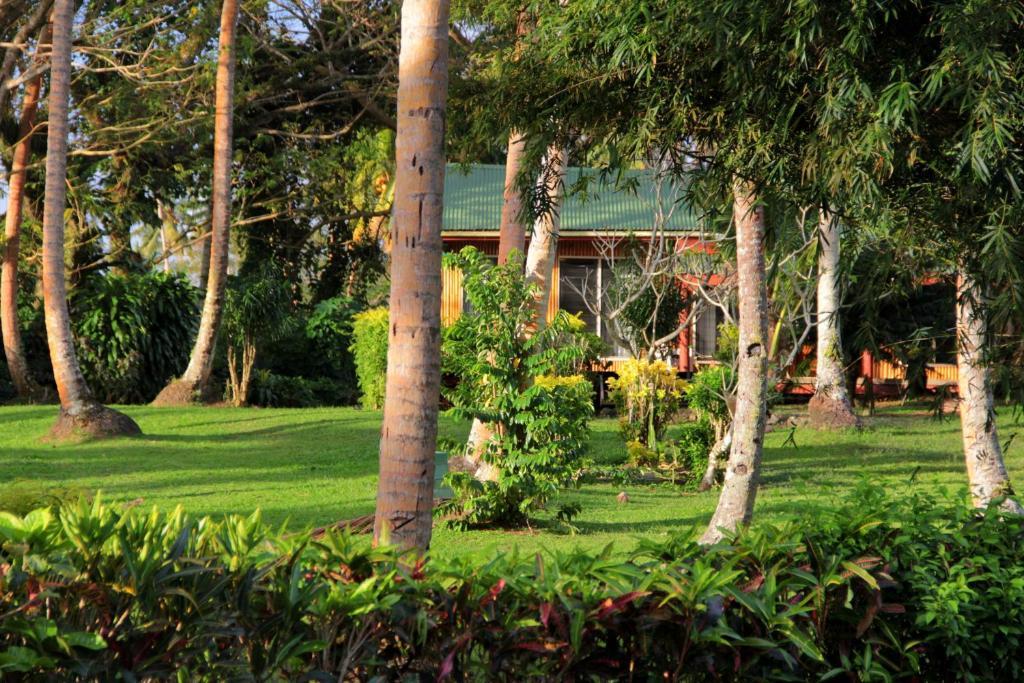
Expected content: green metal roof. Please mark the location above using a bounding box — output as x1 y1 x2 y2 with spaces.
442 163 698 233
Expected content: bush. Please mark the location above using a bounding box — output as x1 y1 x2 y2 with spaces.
1 488 1023 680
675 420 716 476
607 358 686 448
350 307 389 409
223 265 295 406
248 370 318 407
440 248 594 528
254 297 360 407
685 365 734 427
0 483 87 516
70 271 199 403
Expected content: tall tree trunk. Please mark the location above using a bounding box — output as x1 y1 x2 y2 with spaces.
497 133 528 265
462 129 531 481
701 180 768 544
2 24 50 402
808 208 858 428
152 0 239 406
198 228 212 291
41 0 139 439
524 145 567 329
956 270 1023 513
372 0 450 552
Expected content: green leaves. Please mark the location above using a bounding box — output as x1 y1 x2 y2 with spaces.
0 489 1021 678
69 271 200 403
439 247 596 528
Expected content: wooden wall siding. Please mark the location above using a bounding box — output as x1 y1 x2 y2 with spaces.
441 265 464 326
441 238 592 326
926 363 958 384
871 359 959 386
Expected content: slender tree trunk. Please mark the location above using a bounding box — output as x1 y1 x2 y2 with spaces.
808 208 858 428
2 24 50 402
496 10 531 266
701 180 768 543
373 0 450 552
198 228 212 291
698 423 731 492
524 145 567 330
226 345 240 405
956 271 1023 513
40 0 139 439
497 133 528 265
153 0 239 406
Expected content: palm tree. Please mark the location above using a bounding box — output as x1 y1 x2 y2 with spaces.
2 24 50 401
373 0 450 552
807 208 858 428
701 180 769 544
41 0 140 439
153 0 239 406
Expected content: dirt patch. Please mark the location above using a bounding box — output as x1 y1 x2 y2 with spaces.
47 403 142 442
807 393 861 430
151 378 207 406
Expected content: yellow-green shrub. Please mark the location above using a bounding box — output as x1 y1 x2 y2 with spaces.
607 358 686 447
350 307 389 409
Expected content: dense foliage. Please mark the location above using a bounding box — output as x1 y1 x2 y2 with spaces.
440 248 596 527
0 488 1021 680
69 272 199 403
686 366 734 433
350 307 390 410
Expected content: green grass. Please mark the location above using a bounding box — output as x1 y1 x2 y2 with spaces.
1 404 1020 558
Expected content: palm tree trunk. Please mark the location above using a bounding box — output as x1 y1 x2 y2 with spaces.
41 0 139 440
808 208 858 428
956 270 1022 513
153 0 239 406
2 24 50 402
524 145 567 330
373 0 450 552
198 228 212 291
701 179 768 543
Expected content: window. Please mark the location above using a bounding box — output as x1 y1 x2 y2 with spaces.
558 258 631 358
695 306 720 358
558 260 599 333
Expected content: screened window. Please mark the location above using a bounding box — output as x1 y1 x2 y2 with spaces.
695 306 721 357
558 258 631 358
558 260 599 334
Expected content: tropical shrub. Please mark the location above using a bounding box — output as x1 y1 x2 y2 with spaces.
350 307 389 409
675 420 715 476
306 295 359 377
607 358 686 448
440 248 594 527
1 489 1022 680
248 370 318 407
548 312 606 375
70 271 199 403
223 265 295 406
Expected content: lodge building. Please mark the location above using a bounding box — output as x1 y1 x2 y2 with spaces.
437 163 958 398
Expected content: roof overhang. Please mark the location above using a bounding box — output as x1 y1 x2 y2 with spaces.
441 230 704 239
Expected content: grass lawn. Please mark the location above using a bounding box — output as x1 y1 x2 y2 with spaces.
1 403 1020 558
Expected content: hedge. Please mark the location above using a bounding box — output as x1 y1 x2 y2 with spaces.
0 486 1021 680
